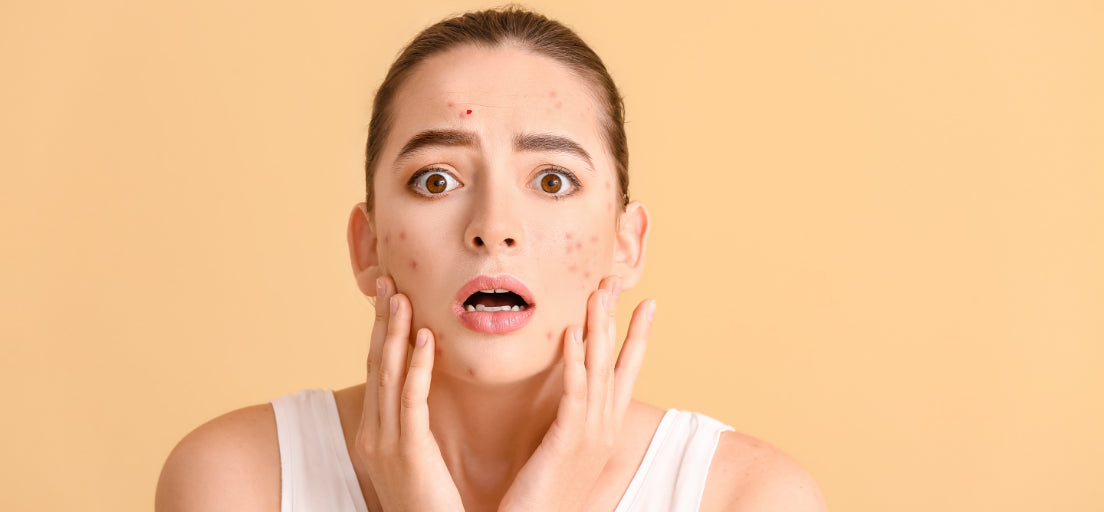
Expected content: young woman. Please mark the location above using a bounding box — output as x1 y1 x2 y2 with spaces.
157 8 826 511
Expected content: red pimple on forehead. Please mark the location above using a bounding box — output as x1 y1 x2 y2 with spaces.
555 101 563 109
590 235 598 243
466 109 472 115
399 231 406 240
409 260 418 270
546 331 553 341
447 101 454 107
583 271 591 279
568 264 578 273
550 91 557 97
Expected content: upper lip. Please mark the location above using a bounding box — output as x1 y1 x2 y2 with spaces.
454 275 535 309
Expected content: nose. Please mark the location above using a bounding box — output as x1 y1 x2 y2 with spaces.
463 182 523 254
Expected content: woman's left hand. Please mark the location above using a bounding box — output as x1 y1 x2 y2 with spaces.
498 276 656 512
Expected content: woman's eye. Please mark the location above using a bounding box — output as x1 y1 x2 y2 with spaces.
409 169 461 196
530 168 579 197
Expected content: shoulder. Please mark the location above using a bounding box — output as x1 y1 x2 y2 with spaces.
155 402 281 512
700 428 827 512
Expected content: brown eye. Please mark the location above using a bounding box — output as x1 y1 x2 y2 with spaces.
540 174 562 193
426 173 448 194
410 169 461 196
529 168 578 197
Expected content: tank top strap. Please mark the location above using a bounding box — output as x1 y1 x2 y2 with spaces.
271 389 369 512
614 409 735 511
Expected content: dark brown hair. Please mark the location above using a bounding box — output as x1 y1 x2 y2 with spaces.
364 6 629 210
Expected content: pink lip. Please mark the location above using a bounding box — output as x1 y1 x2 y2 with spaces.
453 275 536 334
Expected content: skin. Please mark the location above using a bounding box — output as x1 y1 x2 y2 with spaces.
155 44 828 512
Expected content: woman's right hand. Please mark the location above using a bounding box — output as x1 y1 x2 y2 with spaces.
354 276 465 511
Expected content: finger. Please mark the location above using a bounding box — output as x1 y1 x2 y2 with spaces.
613 299 655 416
400 328 435 440
557 326 587 429
584 287 613 422
378 292 412 441
360 276 395 435
605 277 622 417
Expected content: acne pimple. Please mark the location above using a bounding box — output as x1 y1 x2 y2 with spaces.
409 260 418 270
575 242 583 250
384 234 391 243
467 367 476 377
550 91 557 98
466 109 473 115
568 264 578 273
447 101 454 107
583 271 591 279
546 331 553 341
555 101 563 109
566 233 573 239
590 235 598 243
399 231 406 241
605 181 611 189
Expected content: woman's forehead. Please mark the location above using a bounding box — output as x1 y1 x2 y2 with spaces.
384 45 611 166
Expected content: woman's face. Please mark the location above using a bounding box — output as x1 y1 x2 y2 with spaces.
357 44 645 384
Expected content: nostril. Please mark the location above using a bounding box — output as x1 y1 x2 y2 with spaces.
473 236 485 247
504 238 516 247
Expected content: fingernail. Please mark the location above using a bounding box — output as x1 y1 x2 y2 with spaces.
647 300 657 322
574 326 584 344
603 290 613 311
416 330 428 348
376 277 384 297
389 295 398 315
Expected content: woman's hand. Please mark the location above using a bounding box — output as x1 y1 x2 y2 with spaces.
498 276 656 512
353 276 465 511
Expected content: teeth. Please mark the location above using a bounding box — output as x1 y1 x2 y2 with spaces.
466 304 526 312
478 288 512 294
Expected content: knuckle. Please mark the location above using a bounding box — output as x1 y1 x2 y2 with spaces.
378 368 399 387
400 389 422 410
354 434 377 458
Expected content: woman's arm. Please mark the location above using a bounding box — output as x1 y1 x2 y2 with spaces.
155 404 281 512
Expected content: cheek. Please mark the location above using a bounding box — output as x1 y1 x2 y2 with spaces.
560 230 607 284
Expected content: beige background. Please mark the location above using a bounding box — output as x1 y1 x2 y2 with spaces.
2 0 1101 510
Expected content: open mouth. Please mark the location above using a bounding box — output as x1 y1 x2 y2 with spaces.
463 289 530 312
453 275 536 334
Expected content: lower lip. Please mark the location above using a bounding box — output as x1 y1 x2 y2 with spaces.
453 306 535 334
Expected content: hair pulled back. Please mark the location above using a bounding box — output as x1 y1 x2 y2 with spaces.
364 6 629 210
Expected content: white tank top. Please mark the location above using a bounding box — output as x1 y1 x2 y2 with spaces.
271 389 733 511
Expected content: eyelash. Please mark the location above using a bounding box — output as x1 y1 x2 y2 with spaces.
407 167 461 198
534 166 583 199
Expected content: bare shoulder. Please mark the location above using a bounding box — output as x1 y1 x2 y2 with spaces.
155 402 281 512
700 429 827 512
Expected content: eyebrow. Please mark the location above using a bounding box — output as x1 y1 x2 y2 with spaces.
395 129 479 165
393 129 594 170
514 133 593 169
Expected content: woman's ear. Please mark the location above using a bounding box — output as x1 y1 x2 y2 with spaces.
612 201 650 289
347 202 381 297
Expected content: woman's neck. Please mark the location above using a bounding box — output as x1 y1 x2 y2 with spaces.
427 364 563 502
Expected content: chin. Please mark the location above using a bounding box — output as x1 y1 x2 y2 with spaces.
431 327 563 386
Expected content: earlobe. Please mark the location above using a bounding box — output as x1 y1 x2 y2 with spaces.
613 201 650 289
347 202 381 297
